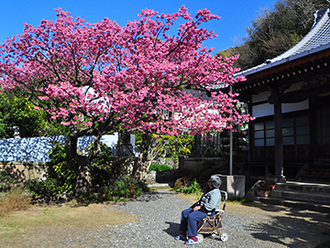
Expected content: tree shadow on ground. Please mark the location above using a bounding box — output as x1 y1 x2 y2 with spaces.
117 190 175 206
241 203 330 247
241 201 286 213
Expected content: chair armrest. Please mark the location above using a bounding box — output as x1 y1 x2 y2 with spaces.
208 209 224 215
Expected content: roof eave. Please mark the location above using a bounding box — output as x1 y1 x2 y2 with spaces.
237 43 330 78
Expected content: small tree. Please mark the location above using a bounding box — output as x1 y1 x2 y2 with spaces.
0 91 69 138
151 134 194 160
0 6 253 195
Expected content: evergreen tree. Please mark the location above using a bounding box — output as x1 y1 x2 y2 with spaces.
221 0 329 70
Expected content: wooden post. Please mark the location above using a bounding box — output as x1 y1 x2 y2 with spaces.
272 89 285 180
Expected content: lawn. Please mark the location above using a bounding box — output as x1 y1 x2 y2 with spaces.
0 188 137 247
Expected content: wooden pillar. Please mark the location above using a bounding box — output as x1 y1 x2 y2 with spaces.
272 89 285 180
193 134 201 156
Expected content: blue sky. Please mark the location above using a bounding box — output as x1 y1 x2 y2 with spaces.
0 0 277 53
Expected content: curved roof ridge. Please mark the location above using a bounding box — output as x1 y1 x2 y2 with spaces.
272 7 330 62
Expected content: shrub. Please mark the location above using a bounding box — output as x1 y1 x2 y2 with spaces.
151 134 194 162
174 177 201 195
89 143 116 189
174 177 189 193
25 139 79 200
183 180 201 194
85 175 149 203
0 170 12 192
25 140 150 204
0 187 31 218
149 163 173 172
48 140 79 193
25 178 59 200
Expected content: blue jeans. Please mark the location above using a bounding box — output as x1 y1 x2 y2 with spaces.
180 208 207 237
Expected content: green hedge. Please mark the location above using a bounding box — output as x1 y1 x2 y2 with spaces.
149 163 173 172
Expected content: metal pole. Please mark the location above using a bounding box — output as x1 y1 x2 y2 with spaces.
229 86 233 175
230 129 233 175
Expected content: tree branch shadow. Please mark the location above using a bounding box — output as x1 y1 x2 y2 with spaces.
244 207 330 247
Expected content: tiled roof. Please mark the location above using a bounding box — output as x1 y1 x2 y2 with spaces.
237 7 330 77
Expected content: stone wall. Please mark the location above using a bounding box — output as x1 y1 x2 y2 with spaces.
0 161 48 186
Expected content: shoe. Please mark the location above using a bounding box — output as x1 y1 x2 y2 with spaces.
175 234 187 241
185 237 202 245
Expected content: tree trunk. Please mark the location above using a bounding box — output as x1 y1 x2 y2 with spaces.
70 136 91 197
134 154 151 182
74 156 91 196
133 133 151 181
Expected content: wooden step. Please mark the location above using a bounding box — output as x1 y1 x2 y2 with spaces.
274 181 330 194
271 190 330 204
253 181 330 213
255 197 330 213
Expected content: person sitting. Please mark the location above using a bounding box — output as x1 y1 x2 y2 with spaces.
175 175 222 245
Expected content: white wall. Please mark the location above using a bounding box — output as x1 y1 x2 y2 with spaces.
252 85 310 119
0 134 119 162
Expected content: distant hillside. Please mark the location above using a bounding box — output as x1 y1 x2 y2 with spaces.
218 0 329 71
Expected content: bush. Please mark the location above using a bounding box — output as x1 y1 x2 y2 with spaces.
149 163 173 172
89 143 116 189
47 140 79 193
25 140 149 204
25 178 59 200
0 170 12 192
25 139 79 200
84 175 149 202
0 187 31 218
151 134 194 162
86 145 150 202
183 180 201 194
174 177 201 194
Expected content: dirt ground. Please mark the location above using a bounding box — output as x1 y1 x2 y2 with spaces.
1 191 330 247
0 201 137 247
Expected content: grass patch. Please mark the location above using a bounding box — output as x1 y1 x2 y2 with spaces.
149 163 173 171
149 186 172 191
0 200 137 246
0 187 138 246
174 191 201 203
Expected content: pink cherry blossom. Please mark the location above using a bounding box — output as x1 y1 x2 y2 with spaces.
0 6 253 152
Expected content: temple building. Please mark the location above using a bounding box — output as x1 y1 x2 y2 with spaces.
233 7 330 181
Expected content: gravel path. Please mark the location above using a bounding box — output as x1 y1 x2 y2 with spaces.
7 189 330 248
88 189 329 248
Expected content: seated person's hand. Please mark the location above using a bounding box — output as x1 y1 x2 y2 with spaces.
193 206 201 211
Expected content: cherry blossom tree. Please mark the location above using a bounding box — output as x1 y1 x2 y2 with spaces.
0 6 252 195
